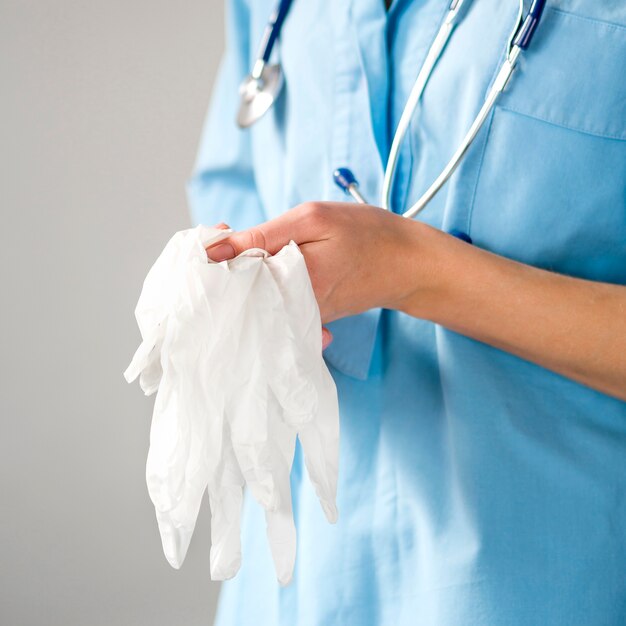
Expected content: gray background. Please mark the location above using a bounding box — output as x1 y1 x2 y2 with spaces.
1 1 226 624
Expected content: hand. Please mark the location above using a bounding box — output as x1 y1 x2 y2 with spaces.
207 202 427 324
208 203 626 399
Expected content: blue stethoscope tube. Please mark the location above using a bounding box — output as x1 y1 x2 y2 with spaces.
513 0 546 49
257 0 294 65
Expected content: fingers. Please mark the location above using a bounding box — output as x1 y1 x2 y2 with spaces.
322 327 333 350
205 223 233 259
206 202 333 261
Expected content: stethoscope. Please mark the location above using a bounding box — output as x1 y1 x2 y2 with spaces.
236 0 292 129
237 0 546 220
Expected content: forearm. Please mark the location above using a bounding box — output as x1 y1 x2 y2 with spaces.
398 222 626 401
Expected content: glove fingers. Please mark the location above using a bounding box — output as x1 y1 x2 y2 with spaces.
230 440 280 511
226 309 281 511
145 384 188 512
208 442 245 581
298 366 340 523
262 256 319 427
265 508 296 587
155 415 221 569
124 324 165 391
138 329 167 395
263 458 297 586
155 480 206 569
262 417 298 585
145 316 196 514
208 483 244 580
228 372 300 513
266 247 340 524
264 318 319 428
123 338 153 384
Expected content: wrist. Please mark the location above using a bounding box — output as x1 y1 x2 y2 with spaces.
390 221 459 321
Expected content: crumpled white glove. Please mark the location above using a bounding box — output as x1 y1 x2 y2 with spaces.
124 225 339 585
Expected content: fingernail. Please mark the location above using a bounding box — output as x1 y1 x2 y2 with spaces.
207 242 235 261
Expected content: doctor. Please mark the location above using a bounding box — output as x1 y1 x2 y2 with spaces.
190 0 626 624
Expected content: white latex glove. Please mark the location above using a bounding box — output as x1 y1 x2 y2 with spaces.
124 225 340 585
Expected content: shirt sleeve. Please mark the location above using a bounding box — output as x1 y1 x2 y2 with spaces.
186 0 266 230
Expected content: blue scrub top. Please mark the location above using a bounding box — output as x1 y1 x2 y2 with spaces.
188 1 626 624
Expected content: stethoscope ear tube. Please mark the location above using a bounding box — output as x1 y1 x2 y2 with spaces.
239 0 547 216
236 0 294 128
402 46 519 219
383 0 545 219
513 0 547 49
258 0 294 64
381 0 470 214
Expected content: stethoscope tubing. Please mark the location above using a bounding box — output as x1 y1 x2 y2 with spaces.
241 0 547 219
384 0 537 218
381 0 468 214
260 0 293 64
402 45 520 218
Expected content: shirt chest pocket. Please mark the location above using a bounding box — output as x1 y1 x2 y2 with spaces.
467 7 626 284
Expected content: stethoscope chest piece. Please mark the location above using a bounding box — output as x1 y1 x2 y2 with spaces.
236 63 284 129
236 0 293 129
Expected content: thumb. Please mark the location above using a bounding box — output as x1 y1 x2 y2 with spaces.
206 203 328 261
206 225 271 262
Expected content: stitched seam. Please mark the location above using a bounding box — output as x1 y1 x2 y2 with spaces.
330 1 358 202
549 7 626 33
499 105 626 142
466 108 496 236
